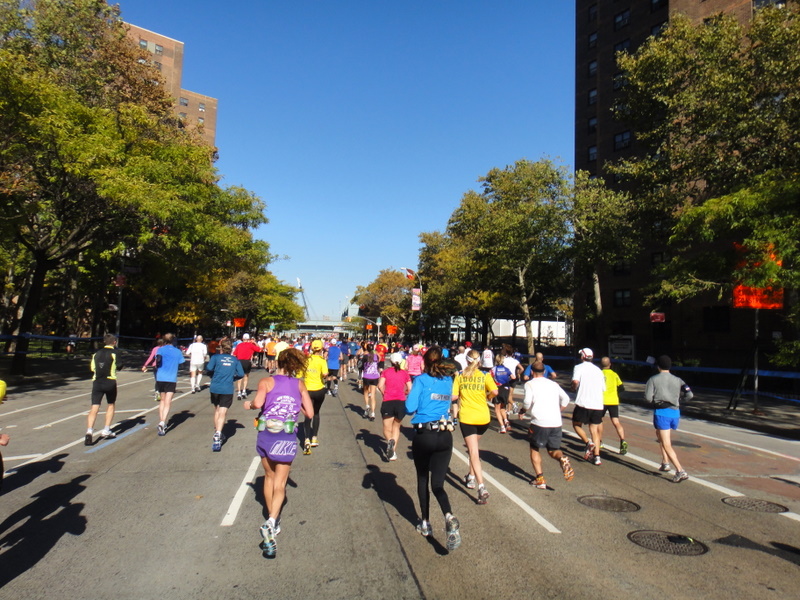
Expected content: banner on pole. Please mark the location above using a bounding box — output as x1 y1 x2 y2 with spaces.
411 288 421 311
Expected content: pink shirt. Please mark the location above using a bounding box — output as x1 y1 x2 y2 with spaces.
406 354 423 377
380 367 411 401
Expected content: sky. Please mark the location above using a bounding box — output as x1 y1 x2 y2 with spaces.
117 1 576 321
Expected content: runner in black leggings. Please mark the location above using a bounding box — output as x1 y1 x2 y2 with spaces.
405 346 461 551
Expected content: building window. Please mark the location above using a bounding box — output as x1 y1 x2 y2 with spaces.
613 289 632 307
651 0 668 10
588 88 597 105
614 9 631 31
703 306 731 332
154 44 163 55
588 145 597 162
588 60 598 77
139 39 147 50
178 112 187 119
198 103 206 112
613 71 626 90
588 4 598 22
588 32 598 50
651 21 667 37
614 39 631 54
587 116 597 134
614 130 632 150
613 260 631 276
651 251 667 266
179 97 189 106
753 0 786 9
198 117 205 125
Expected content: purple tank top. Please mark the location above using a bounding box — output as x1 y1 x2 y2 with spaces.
261 375 302 422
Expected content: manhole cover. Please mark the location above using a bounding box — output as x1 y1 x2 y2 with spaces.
578 495 641 512
628 530 709 555
721 497 788 513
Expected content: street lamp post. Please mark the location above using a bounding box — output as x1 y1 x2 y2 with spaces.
401 267 423 335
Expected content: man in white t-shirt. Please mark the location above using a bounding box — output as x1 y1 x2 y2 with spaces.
480 346 494 372
453 345 468 372
571 348 606 465
185 335 208 393
522 361 574 489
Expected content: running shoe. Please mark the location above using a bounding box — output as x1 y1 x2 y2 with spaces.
464 474 476 489
504 419 511 430
477 486 490 505
333 384 339 396
84 433 93 446
369 410 375 422
659 463 672 472
560 456 574 481
212 433 221 452
416 520 432 537
310 436 319 447
499 426 507 434
303 440 312 455
191 387 196 394
100 429 116 439
445 515 461 551
583 442 595 461
386 439 395 461
531 474 547 489
672 470 689 483
593 455 602 466
259 520 276 558
363 406 370 419
157 423 166 436
620 440 629 455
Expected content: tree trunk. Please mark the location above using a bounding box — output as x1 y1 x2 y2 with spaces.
10 256 50 376
518 269 536 356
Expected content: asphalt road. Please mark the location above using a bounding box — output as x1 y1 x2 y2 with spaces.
1 368 798 599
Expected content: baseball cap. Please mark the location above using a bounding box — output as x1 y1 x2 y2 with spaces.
390 352 404 364
311 340 323 350
579 347 593 359
242 333 250 340
465 341 472 347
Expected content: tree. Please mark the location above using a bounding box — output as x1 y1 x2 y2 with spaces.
352 269 414 337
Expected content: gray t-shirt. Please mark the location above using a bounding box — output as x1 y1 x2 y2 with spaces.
644 371 693 409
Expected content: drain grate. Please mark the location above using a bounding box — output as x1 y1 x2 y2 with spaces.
578 495 641 512
721 497 788 513
628 530 709 556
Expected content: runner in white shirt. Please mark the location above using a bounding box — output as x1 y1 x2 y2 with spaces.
480 346 494 372
185 335 209 393
521 360 574 489
571 348 606 465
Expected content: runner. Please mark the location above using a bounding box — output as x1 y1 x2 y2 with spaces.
361 343 381 421
377 352 411 461
338 339 349 381
405 346 461 551
243 348 314 559
155 333 185 436
406 343 424 381
232 333 260 399
600 356 628 455
85 333 119 445
521 360 574 489
185 334 208 393
452 349 498 504
480 345 494 373
347 338 360 373
142 338 164 401
501 344 523 417
301 339 328 454
325 339 342 396
265 337 278 373
571 348 606 465
453 345 468 372
645 355 693 482
204 339 244 451
490 355 513 433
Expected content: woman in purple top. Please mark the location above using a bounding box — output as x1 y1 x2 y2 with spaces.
244 348 313 558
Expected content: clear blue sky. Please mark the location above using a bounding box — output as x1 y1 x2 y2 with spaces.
118 1 576 321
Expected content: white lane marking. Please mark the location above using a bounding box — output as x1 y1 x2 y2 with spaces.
622 414 800 462
451 448 561 534
33 409 148 430
2 454 42 461
84 423 148 453
1 379 150 416
220 456 262 527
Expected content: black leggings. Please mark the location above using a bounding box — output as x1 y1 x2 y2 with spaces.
412 429 453 521
304 389 326 439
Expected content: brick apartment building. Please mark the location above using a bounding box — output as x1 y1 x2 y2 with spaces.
125 23 218 148
573 0 789 367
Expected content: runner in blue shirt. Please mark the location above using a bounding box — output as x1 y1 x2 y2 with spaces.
155 333 186 436
325 341 342 396
205 340 245 451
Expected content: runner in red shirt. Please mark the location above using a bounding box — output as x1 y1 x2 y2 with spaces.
233 333 261 399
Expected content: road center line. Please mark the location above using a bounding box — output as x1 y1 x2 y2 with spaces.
451 448 561 534
220 456 261 527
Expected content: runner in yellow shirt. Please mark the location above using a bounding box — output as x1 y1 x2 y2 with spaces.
301 340 328 454
600 356 627 455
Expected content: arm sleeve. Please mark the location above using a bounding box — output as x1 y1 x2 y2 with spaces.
559 387 570 408
522 382 534 411
405 377 422 416
644 378 655 402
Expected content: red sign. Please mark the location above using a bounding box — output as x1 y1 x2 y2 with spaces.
366 324 373 330
233 318 246 328
386 325 398 335
649 312 666 323
733 285 784 309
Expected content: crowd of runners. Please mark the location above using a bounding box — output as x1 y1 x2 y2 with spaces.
80 333 693 559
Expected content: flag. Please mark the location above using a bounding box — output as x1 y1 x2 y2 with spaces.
404 268 416 280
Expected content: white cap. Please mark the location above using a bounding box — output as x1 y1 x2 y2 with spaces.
390 352 404 365
242 333 250 340
579 347 593 359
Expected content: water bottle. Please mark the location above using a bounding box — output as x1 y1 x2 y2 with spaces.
257 414 266 432
283 416 296 434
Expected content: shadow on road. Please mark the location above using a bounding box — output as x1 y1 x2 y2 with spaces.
362 464 419 529
0 474 89 587
1 453 68 496
221 419 246 442
167 409 195 432
715 533 800 566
